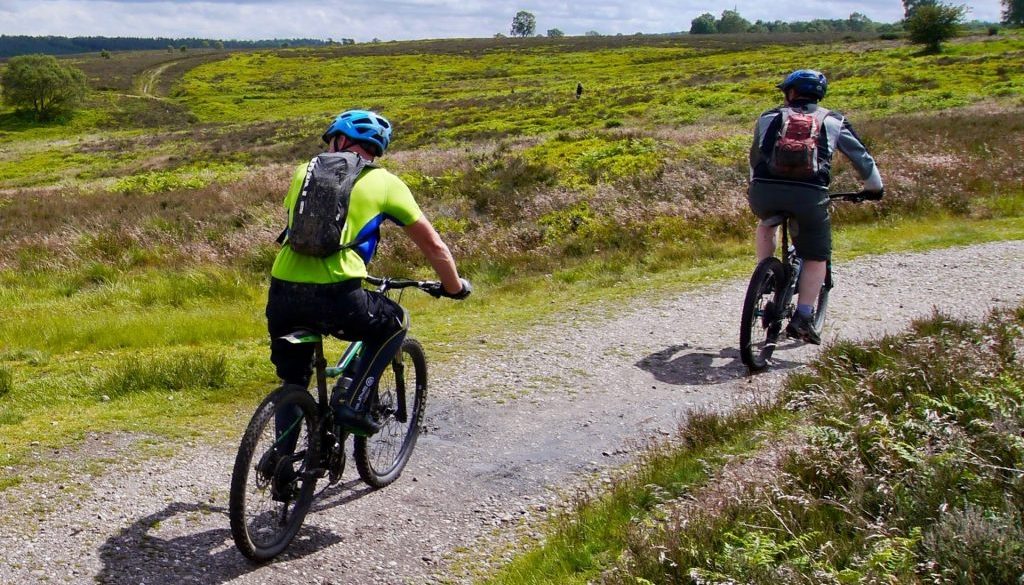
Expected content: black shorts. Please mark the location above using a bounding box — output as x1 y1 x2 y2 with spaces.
265 278 407 386
747 181 831 261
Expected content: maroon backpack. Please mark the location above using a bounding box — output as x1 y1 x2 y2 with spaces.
769 107 829 180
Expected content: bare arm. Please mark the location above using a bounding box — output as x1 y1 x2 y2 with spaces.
404 217 463 294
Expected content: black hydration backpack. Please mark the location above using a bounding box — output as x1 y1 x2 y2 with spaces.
284 152 369 257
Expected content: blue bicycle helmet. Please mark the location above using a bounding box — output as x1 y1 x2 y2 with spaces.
321 109 392 156
777 69 828 100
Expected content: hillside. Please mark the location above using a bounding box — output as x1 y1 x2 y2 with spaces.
2 32 1021 278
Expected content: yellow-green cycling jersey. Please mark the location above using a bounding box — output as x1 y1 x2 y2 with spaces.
271 162 423 284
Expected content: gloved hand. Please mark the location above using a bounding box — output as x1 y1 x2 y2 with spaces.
445 278 472 300
862 188 884 201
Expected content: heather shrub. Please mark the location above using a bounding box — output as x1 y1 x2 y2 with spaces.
602 307 1024 584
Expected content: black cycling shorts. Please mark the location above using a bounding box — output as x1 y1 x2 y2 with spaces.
747 181 831 261
265 278 407 387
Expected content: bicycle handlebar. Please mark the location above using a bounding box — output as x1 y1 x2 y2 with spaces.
364 276 437 291
829 189 883 202
365 275 472 300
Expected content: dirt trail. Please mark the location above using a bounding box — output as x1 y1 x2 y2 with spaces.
137 59 184 98
2 241 1023 585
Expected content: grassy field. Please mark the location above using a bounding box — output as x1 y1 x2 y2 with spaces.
0 30 1023 493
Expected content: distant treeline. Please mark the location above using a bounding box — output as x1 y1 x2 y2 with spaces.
689 10 1002 35
689 11 901 35
0 35 332 58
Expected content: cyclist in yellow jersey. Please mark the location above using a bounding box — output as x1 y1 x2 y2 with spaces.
266 109 470 435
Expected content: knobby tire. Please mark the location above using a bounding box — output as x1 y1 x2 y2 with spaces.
229 386 320 561
740 257 786 371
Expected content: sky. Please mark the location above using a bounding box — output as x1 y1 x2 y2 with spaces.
0 0 1007 42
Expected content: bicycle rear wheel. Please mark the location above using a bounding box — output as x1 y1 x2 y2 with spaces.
740 257 786 371
229 385 320 561
354 338 427 488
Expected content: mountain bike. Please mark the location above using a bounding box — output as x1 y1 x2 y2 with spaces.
229 276 437 562
739 191 867 371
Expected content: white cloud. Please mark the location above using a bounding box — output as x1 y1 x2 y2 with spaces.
1 0 1007 41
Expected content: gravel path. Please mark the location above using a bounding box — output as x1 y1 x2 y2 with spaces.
2 241 1023 585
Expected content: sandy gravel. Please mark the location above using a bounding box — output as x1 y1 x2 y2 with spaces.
2 240 1023 585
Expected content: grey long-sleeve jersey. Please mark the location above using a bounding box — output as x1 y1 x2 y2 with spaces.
749 101 882 191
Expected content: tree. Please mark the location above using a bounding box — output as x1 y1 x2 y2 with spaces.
690 13 718 34
847 12 874 32
717 10 751 33
511 11 536 37
1004 0 1024 24
547 28 565 38
1 54 87 120
903 0 937 19
584 30 601 36
906 2 965 52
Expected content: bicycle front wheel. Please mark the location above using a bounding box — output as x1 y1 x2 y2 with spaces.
354 338 427 488
229 385 320 561
740 257 786 371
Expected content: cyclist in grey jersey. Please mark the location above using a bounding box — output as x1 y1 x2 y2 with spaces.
747 69 883 344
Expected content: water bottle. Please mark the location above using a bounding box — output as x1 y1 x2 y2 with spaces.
331 376 354 406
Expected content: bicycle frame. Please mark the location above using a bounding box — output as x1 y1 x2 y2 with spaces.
775 220 832 324
288 276 426 432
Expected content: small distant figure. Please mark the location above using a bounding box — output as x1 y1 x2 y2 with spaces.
575 82 583 99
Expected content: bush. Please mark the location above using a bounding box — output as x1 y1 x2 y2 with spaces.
0 54 87 121
606 307 1024 584
906 3 966 53
921 505 1024 582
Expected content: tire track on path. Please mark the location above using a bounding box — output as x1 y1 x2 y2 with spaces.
138 60 177 98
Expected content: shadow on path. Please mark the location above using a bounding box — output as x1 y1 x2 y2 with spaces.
636 343 802 385
94 477 375 585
